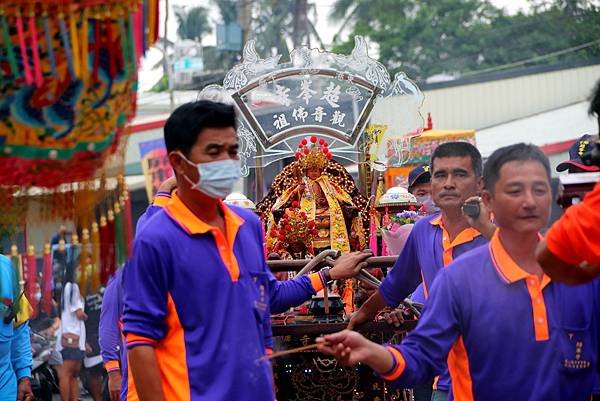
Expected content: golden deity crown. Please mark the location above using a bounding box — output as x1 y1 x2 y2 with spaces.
295 136 332 170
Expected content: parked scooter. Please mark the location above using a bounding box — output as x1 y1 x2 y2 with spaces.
31 331 59 401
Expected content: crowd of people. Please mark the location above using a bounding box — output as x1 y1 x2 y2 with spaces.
0 79 599 401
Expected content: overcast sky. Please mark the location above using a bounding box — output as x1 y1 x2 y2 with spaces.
138 0 532 91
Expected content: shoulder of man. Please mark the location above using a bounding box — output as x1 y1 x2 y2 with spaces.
444 243 491 277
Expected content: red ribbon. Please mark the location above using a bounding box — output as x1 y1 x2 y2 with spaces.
24 252 38 318
16 14 33 85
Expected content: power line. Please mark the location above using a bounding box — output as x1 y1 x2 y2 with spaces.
460 38 600 77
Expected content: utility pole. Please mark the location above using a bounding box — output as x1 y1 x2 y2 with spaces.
163 0 174 111
238 0 253 47
292 0 308 48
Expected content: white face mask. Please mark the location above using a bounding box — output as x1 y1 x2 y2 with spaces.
416 195 441 215
177 152 241 199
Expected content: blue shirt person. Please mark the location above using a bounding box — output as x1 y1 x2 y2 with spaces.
0 254 33 401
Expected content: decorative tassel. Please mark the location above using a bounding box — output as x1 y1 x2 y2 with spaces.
92 18 100 82
105 18 117 79
114 202 125 267
58 12 76 79
106 209 117 278
80 9 89 83
69 235 82 297
369 213 378 256
99 215 110 285
133 8 142 61
68 8 81 78
43 14 57 77
127 14 137 73
25 245 38 319
27 13 43 87
1 13 19 77
79 229 90 296
141 0 148 54
123 190 133 257
91 222 101 293
147 0 156 46
10 245 22 315
15 12 33 85
117 16 128 76
41 243 53 316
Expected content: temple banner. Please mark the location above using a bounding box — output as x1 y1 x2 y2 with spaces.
139 138 173 203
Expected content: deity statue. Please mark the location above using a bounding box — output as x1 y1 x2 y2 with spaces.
258 136 369 259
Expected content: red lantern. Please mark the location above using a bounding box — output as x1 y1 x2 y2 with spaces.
310 136 317 143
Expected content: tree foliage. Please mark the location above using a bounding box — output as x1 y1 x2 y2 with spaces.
174 6 211 42
330 0 600 81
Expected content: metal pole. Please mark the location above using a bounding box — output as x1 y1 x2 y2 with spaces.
255 146 264 202
163 0 174 111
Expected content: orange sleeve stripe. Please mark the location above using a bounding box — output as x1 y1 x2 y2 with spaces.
125 333 158 347
309 272 324 293
382 346 406 381
104 360 120 372
153 194 171 207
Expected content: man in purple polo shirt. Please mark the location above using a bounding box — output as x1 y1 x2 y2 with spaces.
318 143 600 401
349 141 495 401
122 101 369 401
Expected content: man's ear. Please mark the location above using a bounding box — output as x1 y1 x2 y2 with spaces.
477 176 484 193
168 151 186 176
481 190 492 212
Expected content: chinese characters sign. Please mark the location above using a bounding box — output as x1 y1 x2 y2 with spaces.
139 139 173 203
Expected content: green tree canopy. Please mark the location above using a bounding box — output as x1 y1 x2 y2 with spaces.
330 0 600 81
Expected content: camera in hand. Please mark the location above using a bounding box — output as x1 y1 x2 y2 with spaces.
462 201 480 219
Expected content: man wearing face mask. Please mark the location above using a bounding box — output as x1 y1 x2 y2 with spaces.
122 101 369 401
408 164 440 216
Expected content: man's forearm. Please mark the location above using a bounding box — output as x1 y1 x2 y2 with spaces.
129 346 166 401
536 240 600 285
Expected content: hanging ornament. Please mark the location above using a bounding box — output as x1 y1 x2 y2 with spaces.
1 11 19 77
15 11 33 85
28 12 43 87
90 222 101 293
41 243 53 316
25 245 38 319
43 12 57 78
113 201 125 267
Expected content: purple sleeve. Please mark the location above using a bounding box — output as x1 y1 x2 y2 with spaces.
122 237 169 346
388 269 461 386
100 270 123 366
268 274 316 314
379 230 422 307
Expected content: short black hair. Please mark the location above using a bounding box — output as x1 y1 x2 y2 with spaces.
483 143 550 191
590 79 600 118
430 141 483 177
164 100 237 155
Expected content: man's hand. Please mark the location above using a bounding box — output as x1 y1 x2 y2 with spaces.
383 308 404 327
108 370 123 401
316 330 393 373
536 240 600 285
17 377 34 401
347 290 386 330
75 309 88 321
85 342 93 354
462 196 496 240
157 176 177 193
330 251 372 280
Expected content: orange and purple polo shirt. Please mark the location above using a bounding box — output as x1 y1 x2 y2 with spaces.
122 193 276 401
379 213 488 391
383 231 600 401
